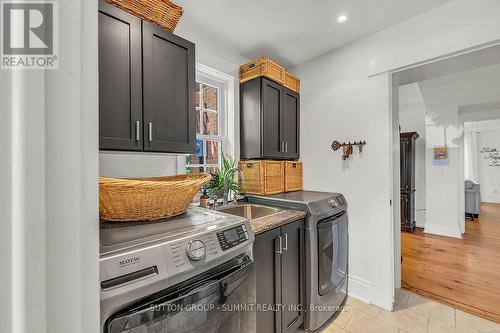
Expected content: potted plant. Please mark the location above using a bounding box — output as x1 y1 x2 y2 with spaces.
205 152 244 199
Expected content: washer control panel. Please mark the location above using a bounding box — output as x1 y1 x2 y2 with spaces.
186 240 206 261
329 195 346 208
217 224 249 251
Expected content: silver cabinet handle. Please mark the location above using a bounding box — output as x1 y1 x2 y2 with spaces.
285 142 288 153
148 122 153 142
283 233 288 251
276 236 282 254
135 121 140 141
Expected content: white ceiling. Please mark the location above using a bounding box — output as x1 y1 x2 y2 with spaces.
416 62 500 111
174 0 455 68
399 62 500 123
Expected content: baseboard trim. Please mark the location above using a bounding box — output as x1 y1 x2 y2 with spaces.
424 224 462 238
348 275 373 304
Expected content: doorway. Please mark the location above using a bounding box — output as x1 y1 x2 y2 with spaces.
392 43 500 322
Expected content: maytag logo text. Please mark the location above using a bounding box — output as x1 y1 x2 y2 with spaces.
1 0 58 69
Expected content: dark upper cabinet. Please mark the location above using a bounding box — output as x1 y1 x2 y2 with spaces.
142 22 195 153
241 77 300 160
98 2 142 151
254 219 305 333
98 1 195 154
262 79 285 159
282 89 300 159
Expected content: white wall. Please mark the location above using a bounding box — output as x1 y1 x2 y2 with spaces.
99 29 249 178
423 106 463 238
0 1 99 332
399 81 471 237
294 0 500 309
399 84 427 228
478 129 500 203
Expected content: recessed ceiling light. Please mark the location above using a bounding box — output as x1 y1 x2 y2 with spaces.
337 14 348 23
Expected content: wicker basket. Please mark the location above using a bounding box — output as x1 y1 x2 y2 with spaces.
240 57 285 85
99 173 210 222
284 70 300 93
239 160 284 195
104 0 183 32
284 161 303 192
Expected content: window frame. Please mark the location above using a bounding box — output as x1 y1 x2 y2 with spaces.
184 64 232 173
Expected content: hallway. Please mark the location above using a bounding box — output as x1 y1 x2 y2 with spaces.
401 203 500 323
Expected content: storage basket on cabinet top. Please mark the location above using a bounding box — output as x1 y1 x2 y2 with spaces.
239 57 300 93
103 0 183 32
240 57 286 85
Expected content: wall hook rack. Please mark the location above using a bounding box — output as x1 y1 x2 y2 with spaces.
331 140 366 160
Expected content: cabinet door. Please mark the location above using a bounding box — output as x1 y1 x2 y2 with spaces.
281 220 305 333
142 22 195 153
98 1 142 151
282 89 300 159
401 193 409 228
262 78 284 159
254 228 282 333
400 138 412 191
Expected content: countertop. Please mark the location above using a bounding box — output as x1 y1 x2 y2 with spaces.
249 209 306 235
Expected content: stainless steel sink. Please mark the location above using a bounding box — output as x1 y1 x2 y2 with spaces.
217 204 282 220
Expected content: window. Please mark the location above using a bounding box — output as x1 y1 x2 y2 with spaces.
185 69 228 174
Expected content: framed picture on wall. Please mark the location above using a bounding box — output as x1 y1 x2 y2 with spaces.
433 146 449 165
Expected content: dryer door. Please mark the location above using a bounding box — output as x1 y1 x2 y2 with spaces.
317 212 348 296
104 256 255 333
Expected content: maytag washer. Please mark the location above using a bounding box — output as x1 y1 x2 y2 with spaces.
248 191 348 332
100 206 256 333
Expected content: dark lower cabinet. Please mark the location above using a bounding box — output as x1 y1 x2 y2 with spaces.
254 219 305 333
241 77 300 160
254 227 281 333
98 1 195 153
98 2 142 151
280 221 304 333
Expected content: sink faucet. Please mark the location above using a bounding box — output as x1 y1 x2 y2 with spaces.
223 167 245 206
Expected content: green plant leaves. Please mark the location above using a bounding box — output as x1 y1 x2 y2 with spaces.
204 151 242 195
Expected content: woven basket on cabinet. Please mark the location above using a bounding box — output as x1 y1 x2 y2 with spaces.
284 161 303 192
240 57 286 85
99 173 211 222
238 160 284 195
103 0 183 32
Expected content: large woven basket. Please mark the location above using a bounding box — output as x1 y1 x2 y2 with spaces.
238 160 284 195
99 173 210 222
104 0 183 32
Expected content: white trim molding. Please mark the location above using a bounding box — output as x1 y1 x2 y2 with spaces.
348 275 373 305
424 223 463 239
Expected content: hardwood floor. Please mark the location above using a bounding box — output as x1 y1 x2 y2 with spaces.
401 202 500 323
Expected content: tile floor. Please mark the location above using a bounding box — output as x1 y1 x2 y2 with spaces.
323 289 500 333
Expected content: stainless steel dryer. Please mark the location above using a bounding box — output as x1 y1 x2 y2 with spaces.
99 206 256 333
247 191 348 332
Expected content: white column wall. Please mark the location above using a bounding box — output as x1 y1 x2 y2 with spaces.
0 1 100 332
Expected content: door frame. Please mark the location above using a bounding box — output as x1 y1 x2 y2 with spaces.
387 40 500 305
